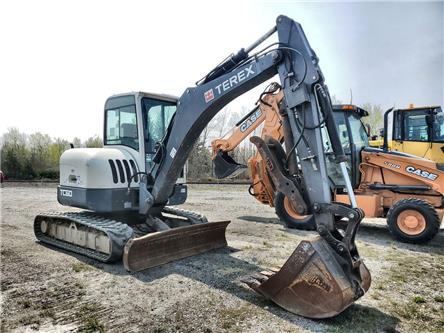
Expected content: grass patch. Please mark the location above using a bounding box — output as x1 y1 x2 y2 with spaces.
84 316 105 333
218 305 251 331
41 308 56 319
375 251 443 332
412 296 426 304
18 314 41 326
262 241 272 248
434 295 444 303
76 303 105 332
19 299 32 309
72 262 91 272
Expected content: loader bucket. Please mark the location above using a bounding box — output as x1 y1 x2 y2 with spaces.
123 221 230 272
213 151 247 179
242 237 371 319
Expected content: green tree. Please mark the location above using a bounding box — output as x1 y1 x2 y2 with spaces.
84 135 103 148
360 103 384 136
330 95 343 105
49 138 70 167
28 132 52 175
72 137 82 148
0 128 34 179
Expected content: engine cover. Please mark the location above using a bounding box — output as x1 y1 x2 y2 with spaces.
57 148 141 212
57 148 187 213
59 148 139 189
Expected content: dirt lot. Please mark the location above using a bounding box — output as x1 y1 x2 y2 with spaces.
1 183 443 333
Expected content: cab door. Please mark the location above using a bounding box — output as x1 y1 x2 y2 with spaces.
140 96 187 184
393 109 433 159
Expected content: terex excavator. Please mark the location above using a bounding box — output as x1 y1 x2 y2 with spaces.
34 15 371 318
212 90 443 243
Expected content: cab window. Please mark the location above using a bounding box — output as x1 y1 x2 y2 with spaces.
142 97 177 167
349 114 368 149
403 110 429 142
105 96 138 150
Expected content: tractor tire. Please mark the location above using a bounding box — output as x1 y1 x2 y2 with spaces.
274 192 316 230
386 198 441 244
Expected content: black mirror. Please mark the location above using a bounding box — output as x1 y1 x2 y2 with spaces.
362 123 371 137
426 114 435 126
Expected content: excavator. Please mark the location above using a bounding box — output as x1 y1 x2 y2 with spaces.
369 105 444 163
34 15 371 318
212 86 443 243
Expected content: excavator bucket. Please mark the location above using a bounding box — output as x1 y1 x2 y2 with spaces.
213 151 247 179
242 237 371 319
123 221 230 271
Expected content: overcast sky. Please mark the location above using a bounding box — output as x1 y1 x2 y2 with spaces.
1 0 443 141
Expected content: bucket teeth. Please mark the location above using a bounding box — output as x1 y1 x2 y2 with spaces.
242 237 371 319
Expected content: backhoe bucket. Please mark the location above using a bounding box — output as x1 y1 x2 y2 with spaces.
123 221 230 272
242 237 371 319
213 151 247 179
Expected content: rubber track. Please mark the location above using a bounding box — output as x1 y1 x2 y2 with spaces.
162 206 208 224
34 207 208 263
34 212 134 263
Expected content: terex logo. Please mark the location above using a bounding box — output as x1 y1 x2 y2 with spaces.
60 189 73 197
204 64 255 103
215 64 255 95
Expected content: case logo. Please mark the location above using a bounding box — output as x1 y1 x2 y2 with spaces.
406 166 438 181
240 108 262 132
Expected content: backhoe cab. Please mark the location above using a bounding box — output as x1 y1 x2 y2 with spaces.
369 105 444 163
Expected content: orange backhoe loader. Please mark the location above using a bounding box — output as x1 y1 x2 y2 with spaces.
212 84 443 243
212 83 315 229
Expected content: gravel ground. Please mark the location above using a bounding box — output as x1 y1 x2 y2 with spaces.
1 183 443 333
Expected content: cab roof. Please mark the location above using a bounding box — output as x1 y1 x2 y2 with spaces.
108 91 178 103
332 104 369 117
396 105 441 112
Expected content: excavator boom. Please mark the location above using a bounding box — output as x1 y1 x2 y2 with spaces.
126 15 370 317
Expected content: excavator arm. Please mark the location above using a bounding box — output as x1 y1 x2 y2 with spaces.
126 15 370 318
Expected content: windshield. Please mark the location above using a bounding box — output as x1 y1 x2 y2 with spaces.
348 114 369 149
394 107 444 143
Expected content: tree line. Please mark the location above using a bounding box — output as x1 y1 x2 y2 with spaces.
0 128 102 180
0 102 384 181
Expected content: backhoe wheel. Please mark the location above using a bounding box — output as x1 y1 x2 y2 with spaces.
274 192 315 230
386 198 441 244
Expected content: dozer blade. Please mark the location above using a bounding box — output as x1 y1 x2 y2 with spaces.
213 151 247 179
242 237 371 319
123 221 230 272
